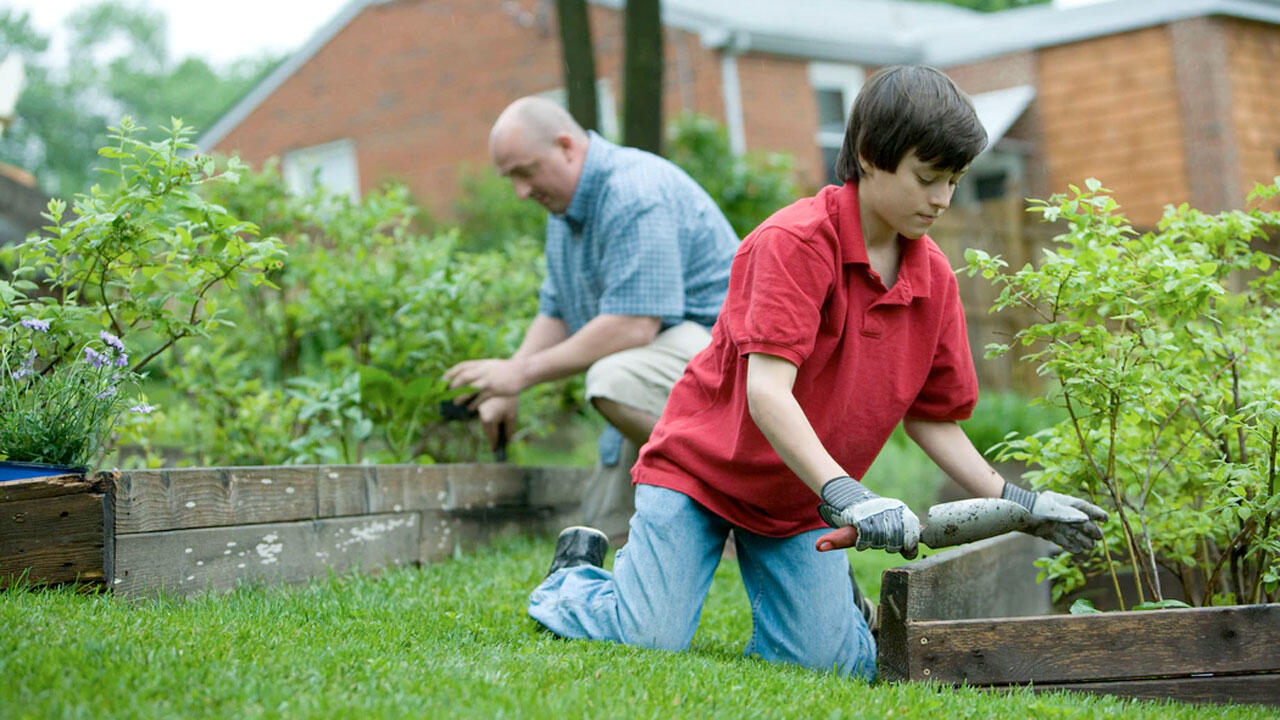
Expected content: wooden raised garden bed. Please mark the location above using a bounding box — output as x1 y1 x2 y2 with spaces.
878 533 1280 707
1 463 587 597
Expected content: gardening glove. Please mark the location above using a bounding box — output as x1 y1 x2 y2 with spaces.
1001 481 1108 554
817 476 920 559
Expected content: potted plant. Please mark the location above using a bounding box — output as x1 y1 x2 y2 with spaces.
0 318 151 481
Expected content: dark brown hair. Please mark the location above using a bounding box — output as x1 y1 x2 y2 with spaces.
835 65 987 183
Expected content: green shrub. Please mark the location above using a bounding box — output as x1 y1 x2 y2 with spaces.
452 164 546 254
0 117 282 468
960 390 1066 457
966 177 1280 607
144 164 571 466
666 114 800 237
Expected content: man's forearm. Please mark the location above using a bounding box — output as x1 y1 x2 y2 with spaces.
512 315 570 361
903 417 1004 498
519 314 661 387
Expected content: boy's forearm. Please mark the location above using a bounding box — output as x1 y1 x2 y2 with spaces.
902 417 1004 498
745 353 845 495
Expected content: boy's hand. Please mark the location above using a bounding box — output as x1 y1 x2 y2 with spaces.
1002 482 1108 553
816 476 920 559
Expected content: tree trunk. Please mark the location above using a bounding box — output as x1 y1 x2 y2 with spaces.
622 0 662 154
555 0 598 132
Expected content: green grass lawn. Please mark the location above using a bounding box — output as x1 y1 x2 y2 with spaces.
1 535 1270 719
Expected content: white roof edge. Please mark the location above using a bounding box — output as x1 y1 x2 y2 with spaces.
970 84 1036 153
926 0 1280 67
731 32 923 65
197 0 374 152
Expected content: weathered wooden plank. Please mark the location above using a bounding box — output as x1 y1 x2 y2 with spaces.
417 506 560 565
419 510 462 564
0 472 110 503
526 467 591 508
316 465 373 517
445 464 528 510
879 532 1055 681
367 465 450 513
1030 673 1280 707
114 467 320 533
0 492 108 586
113 512 420 597
906 603 1280 684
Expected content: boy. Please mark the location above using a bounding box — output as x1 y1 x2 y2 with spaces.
527 66 1106 680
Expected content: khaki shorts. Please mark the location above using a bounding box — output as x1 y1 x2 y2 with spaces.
583 320 713 416
579 321 712 538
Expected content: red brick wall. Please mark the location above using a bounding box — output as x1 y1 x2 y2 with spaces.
214 0 724 216
1036 26 1189 227
945 51 1050 200
1225 18 1280 207
735 53 823 188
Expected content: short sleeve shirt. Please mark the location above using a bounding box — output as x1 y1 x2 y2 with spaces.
633 182 979 537
537 132 739 333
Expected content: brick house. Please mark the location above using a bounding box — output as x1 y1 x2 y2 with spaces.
200 0 1280 228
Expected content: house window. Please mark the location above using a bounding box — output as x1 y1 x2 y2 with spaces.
954 148 1024 206
808 63 864 186
537 78 619 141
282 139 360 201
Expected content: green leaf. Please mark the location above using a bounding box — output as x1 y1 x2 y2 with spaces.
1131 599 1192 611
1068 598 1102 614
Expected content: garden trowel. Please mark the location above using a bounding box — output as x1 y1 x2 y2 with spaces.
817 497 1035 553
918 497 1033 549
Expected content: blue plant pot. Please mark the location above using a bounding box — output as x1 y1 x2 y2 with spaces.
0 461 86 483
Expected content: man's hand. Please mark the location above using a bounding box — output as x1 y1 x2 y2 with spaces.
1002 482 1108 553
815 476 920 559
476 396 517 452
443 358 528 403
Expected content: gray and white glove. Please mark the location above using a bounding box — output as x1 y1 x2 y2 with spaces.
1002 481 1108 554
818 476 920 559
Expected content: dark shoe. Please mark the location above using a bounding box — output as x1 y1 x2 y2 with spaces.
848 567 879 640
546 526 609 578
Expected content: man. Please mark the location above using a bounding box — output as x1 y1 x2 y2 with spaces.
444 97 738 539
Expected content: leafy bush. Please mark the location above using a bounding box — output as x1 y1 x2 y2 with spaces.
143 163 571 466
666 114 800 238
452 164 546 254
0 117 282 468
966 178 1280 607
960 390 1066 457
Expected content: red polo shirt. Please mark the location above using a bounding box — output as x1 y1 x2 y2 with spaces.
633 182 978 537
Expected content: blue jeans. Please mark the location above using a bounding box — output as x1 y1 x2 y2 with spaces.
528 484 876 680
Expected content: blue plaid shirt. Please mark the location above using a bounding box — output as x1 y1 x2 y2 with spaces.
538 132 738 465
538 132 738 334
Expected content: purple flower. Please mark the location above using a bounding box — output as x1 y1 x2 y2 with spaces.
84 347 108 369
10 368 33 380
96 387 117 399
129 403 156 414
114 353 129 368
20 318 50 332
100 330 126 353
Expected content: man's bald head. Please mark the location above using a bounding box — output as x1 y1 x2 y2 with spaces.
489 97 591 214
490 96 588 151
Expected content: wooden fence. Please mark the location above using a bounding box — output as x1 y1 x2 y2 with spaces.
930 197 1058 393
